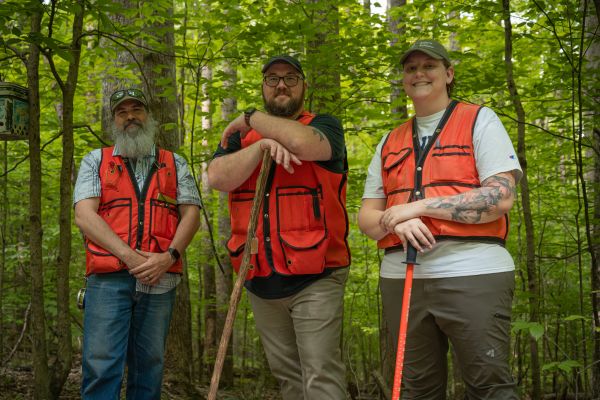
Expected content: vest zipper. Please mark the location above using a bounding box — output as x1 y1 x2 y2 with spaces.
123 151 159 250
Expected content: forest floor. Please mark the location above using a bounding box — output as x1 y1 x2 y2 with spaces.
0 356 281 400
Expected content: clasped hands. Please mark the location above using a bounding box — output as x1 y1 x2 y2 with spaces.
380 204 435 252
125 250 175 286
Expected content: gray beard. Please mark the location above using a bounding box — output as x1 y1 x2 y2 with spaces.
111 116 158 159
263 87 304 117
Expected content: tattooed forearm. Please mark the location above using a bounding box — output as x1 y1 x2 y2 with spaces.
423 173 516 223
312 128 325 142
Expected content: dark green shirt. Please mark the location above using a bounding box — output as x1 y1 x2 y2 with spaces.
213 113 347 299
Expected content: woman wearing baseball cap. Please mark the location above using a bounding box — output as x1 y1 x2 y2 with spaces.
358 39 522 398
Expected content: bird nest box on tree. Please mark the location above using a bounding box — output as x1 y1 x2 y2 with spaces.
0 82 29 141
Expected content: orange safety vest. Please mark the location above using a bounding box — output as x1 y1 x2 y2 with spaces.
378 101 508 251
226 112 351 280
85 147 183 275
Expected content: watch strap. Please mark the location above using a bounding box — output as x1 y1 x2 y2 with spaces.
168 247 181 262
244 107 257 127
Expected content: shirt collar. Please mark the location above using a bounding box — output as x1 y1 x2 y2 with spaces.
112 144 157 159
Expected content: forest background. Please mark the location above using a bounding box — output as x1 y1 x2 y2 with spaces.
0 0 598 399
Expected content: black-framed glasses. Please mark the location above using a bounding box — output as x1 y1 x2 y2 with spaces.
110 88 147 109
263 75 303 87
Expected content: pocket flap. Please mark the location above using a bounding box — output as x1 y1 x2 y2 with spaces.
226 234 246 256
279 229 327 250
383 148 412 171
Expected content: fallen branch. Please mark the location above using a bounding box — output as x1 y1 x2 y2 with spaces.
372 369 391 400
1 302 31 369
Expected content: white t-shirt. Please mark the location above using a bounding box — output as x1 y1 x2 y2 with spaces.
363 106 523 279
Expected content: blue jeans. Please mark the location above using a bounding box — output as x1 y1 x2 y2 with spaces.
81 270 176 400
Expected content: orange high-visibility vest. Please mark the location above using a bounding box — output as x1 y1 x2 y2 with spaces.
378 101 508 251
227 112 351 280
85 147 182 275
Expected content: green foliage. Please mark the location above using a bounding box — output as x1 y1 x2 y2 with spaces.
0 0 597 397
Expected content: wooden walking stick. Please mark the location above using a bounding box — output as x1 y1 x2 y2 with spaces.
391 244 419 400
207 149 272 400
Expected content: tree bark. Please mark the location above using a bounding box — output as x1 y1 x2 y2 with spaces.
27 5 51 399
216 191 234 386
306 0 341 114
48 3 84 396
583 0 600 396
1 141 6 359
215 59 236 387
387 0 407 122
101 0 136 137
141 2 180 149
200 65 217 384
139 1 194 390
502 1 541 399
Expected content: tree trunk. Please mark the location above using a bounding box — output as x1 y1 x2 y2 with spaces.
0 141 6 359
48 3 84 396
139 1 194 389
583 0 600 395
27 5 50 399
214 59 236 387
200 64 217 384
502 1 541 399
141 2 180 149
101 0 136 137
306 0 341 114
216 191 234 386
387 0 407 122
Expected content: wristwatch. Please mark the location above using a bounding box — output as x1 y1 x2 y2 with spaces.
168 247 181 262
244 107 257 127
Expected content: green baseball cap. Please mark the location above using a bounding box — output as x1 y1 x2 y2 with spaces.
262 54 305 78
400 39 451 65
110 88 148 114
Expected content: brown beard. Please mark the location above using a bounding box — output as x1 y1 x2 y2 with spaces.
262 85 305 117
111 116 158 158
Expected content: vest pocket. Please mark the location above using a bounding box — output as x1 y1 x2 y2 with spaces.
225 236 258 280
276 186 329 274
429 147 476 183
88 198 133 256
227 190 256 279
149 198 179 252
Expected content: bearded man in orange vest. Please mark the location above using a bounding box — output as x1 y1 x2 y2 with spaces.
208 55 351 399
358 39 522 398
74 88 201 399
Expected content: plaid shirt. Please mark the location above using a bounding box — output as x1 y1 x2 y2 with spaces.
74 145 201 294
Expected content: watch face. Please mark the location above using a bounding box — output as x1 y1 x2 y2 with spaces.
244 108 257 126
169 248 180 261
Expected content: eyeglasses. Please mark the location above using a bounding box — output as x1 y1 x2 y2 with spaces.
110 89 147 109
263 75 303 87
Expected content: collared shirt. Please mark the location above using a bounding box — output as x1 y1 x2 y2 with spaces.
74 145 201 294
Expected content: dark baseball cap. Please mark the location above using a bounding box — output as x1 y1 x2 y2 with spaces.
110 88 148 113
400 39 451 65
262 54 305 78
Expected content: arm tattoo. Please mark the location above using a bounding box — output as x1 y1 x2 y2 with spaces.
424 174 516 223
312 128 325 142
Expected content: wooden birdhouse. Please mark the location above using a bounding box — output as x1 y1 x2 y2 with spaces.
0 82 29 140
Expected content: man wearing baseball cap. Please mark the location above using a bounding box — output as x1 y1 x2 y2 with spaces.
359 39 521 397
74 88 201 399
209 55 351 399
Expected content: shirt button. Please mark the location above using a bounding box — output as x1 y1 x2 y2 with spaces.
265 193 269 197
415 191 421 196
265 237 271 242
417 167 422 171
264 214 269 218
